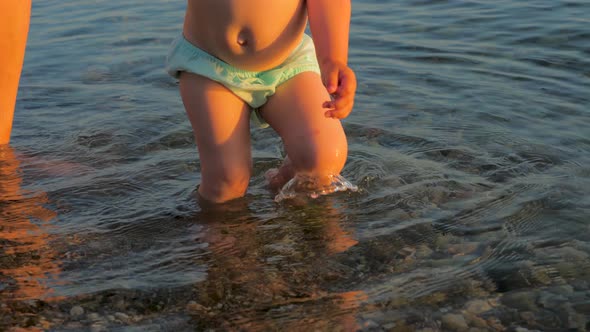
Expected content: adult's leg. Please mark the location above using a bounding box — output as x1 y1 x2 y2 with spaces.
0 0 32 144
259 72 348 189
180 73 252 203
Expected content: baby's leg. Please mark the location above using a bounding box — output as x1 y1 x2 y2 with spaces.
260 72 348 189
0 0 31 144
180 73 252 204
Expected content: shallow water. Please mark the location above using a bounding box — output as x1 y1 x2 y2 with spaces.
2 0 590 330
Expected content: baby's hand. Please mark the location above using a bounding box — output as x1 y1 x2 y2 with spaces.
320 61 356 119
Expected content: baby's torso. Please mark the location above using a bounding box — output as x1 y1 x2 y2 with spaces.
183 0 308 71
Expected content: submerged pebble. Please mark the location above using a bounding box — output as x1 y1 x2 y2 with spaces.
463 299 494 314
114 312 132 324
87 312 101 322
69 306 84 318
441 313 469 331
90 323 107 332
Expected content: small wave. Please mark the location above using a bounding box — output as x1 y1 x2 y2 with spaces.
274 174 358 202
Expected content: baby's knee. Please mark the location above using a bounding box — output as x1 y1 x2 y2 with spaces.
290 127 348 175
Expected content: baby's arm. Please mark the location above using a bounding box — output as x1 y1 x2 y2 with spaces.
307 0 356 119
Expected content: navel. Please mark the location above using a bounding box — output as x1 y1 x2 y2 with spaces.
237 35 248 47
236 28 251 47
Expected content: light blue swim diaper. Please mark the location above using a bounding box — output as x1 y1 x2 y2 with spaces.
166 34 321 127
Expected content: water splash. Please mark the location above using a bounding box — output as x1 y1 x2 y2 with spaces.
274 174 358 202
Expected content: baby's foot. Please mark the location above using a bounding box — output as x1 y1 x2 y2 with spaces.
265 156 295 191
265 168 287 191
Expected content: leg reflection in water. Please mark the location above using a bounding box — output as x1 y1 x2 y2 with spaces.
187 195 367 331
0 146 62 328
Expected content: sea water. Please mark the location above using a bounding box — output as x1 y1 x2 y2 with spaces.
1 0 589 330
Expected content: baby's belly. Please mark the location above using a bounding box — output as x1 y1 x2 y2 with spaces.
183 0 308 71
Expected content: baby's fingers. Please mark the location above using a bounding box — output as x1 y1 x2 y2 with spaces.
324 95 354 119
322 69 339 94
320 64 356 119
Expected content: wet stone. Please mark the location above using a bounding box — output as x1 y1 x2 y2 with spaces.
514 327 535 332
548 284 574 295
558 246 589 261
415 244 434 258
463 299 493 314
433 234 459 250
462 312 488 328
441 313 469 331
570 280 588 291
447 242 478 256
114 312 132 324
502 291 538 311
65 322 84 329
113 299 127 311
554 262 580 278
52 318 66 325
567 312 586 330
361 319 380 330
90 323 107 332
485 317 505 331
572 301 590 315
537 291 567 308
69 305 85 318
397 246 416 262
186 301 210 317
87 312 101 322
519 311 536 325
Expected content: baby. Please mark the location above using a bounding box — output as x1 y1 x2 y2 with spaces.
166 0 356 204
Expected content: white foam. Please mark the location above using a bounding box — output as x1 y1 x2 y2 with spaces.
274 174 358 202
